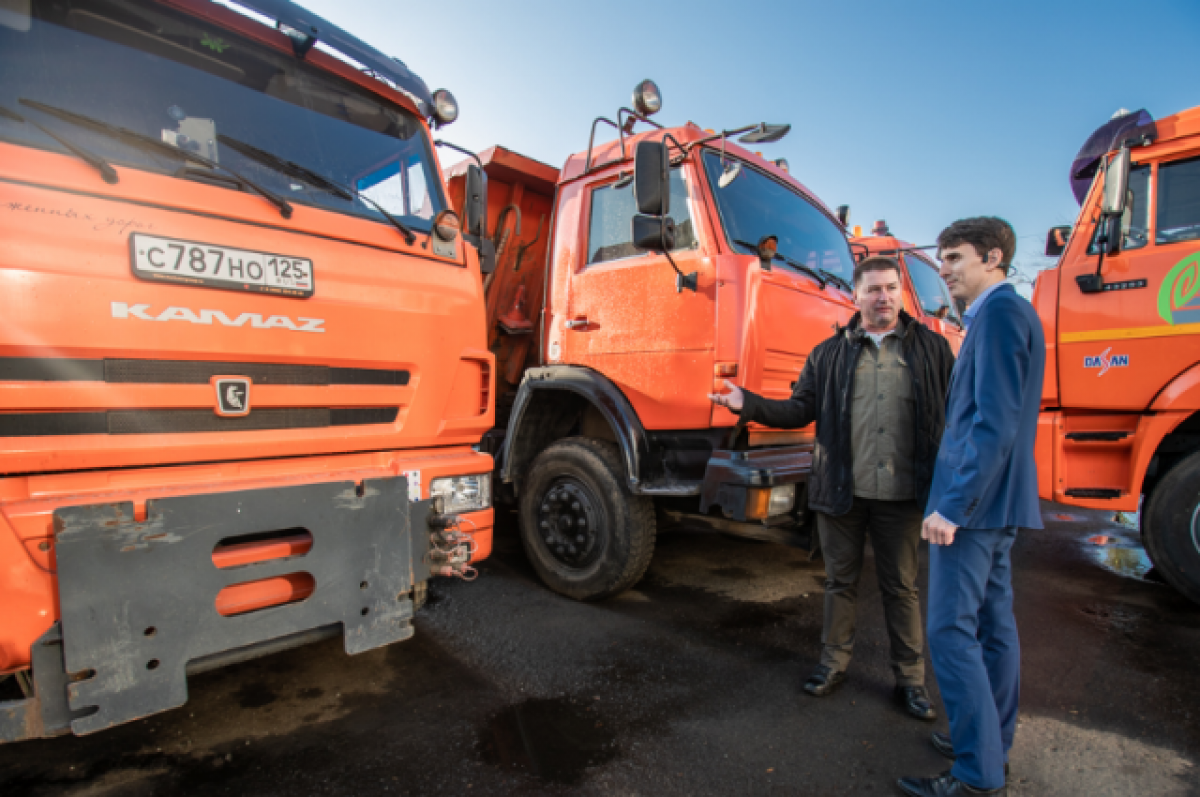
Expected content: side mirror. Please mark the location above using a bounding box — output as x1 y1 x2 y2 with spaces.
632 214 676 251
464 164 488 238
631 214 695 292
835 205 850 227
633 140 669 216
1101 147 1131 216
738 123 791 144
1044 225 1072 257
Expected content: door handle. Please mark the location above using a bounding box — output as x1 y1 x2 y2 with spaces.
566 317 589 330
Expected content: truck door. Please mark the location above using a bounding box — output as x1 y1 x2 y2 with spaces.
559 165 715 428
1059 157 1200 409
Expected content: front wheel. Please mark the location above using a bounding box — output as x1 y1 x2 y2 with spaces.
1143 449 1200 605
518 437 656 601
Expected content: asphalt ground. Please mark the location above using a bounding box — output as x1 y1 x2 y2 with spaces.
1 501 1198 796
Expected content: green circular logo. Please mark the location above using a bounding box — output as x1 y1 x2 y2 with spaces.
1158 252 1200 325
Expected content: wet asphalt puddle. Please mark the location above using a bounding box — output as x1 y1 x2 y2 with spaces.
478 696 617 784
1044 508 1161 584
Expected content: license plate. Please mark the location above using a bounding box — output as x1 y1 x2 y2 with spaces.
130 234 314 298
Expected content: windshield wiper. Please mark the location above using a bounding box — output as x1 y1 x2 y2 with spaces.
2 102 118 184
817 267 853 293
217 134 417 245
731 238 828 288
18 98 293 219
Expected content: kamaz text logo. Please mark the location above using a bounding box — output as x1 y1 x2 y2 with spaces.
111 302 325 333
1084 347 1129 376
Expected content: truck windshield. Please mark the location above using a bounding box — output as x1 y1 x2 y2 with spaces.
904 253 960 322
702 151 854 283
0 0 444 232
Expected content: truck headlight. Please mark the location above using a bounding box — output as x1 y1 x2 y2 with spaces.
430 474 491 513
767 484 795 516
745 484 796 519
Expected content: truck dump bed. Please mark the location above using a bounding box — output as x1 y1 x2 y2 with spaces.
446 147 558 422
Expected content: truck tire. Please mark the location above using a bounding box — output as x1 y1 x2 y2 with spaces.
1143 449 1200 605
519 437 655 601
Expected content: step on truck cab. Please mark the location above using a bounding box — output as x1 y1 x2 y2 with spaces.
446 82 863 600
1034 104 1200 603
0 0 493 741
848 220 965 354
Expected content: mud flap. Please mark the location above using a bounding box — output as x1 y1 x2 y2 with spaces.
49 477 430 736
0 623 90 743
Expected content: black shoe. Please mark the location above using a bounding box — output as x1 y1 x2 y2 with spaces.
896 770 1005 796
931 731 955 759
895 685 937 721
930 734 1010 780
803 665 846 697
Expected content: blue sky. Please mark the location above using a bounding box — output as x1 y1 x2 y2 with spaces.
304 0 1197 276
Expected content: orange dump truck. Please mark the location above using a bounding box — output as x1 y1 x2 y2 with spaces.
849 220 965 354
444 82 865 600
0 0 493 741
1034 104 1200 603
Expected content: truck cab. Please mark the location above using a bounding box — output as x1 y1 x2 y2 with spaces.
1 0 492 741
849 221 965 353
448 87 860 599
1034 104 1200 604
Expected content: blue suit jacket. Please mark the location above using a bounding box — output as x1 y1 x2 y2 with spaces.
926 284 1046 529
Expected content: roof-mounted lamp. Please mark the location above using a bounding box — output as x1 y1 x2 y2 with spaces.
632 79 663 117
431 89 459 128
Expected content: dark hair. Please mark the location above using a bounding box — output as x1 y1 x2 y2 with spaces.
936 217 1016 275
852 256 902 287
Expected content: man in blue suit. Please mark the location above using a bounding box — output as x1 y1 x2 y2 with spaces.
898 218 1045 797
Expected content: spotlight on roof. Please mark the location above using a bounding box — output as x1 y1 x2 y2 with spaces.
632 79 662 117
431 89 459 128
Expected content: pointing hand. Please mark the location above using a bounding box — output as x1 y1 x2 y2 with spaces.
707 379 744 412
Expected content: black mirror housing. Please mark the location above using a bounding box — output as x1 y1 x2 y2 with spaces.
633 140 669 217
738 123 791 144
1045 225 1072 257
464 164 488 238
632 214 676 251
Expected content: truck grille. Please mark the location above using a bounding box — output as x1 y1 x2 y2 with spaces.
0 408 399 437
0 358 409 386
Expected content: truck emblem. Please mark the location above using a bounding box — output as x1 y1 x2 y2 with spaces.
111 302 325 333
1084 347 1129 376
213 377 251 416
1158 252 1200 325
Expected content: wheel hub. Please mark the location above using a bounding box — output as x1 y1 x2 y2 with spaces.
537 478 600 568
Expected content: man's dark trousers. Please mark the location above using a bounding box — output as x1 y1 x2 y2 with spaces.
927 525 1019 791
817 498 924 685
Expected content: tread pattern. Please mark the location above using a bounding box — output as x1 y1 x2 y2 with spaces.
521 437 656 600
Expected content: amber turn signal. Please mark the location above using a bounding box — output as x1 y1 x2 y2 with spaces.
715 363 738 377
433 210 460 242
744 485 797 520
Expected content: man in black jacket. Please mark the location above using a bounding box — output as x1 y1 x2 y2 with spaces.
708 257 955 720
